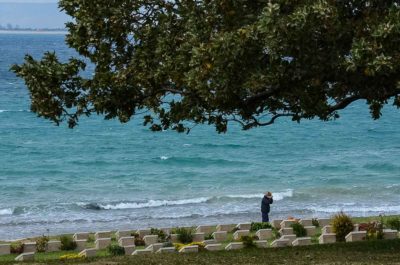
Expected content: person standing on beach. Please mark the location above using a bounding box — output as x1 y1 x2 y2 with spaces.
261 192 273 222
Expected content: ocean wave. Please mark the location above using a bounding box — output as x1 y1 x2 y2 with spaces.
155 156 250 166
0 208 13 215
363 162 399 171
223 189 293 201
78 190 293 211
96 197 210 210
0 109 29 113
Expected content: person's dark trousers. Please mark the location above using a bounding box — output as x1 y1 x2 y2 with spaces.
262 212 269 222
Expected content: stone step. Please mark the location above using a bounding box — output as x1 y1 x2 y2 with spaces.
345 231 366 242
132 249 153 255
73 232 89 241
225 242 244 250
319 233 336 244
15 252 35 261
79 248 96 258
233 230 250 240
179 245 198 253
216 224 236 232
271 239 290 248
94 231 111 240
205 243 222 251
196 225 216 234
156 247 176 253
46 241 61 252
123 245 135 255
0 244 11 255
256 229 272 240
212 231 227 242
292 237 312 246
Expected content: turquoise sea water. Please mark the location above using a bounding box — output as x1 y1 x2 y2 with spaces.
0 33 399 240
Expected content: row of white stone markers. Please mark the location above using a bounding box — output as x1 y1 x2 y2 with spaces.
1 217 399 261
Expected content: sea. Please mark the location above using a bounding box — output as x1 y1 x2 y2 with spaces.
0 33 399 240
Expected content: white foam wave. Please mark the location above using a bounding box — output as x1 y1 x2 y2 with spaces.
160 156 169 160
0 208 13 215
90 190 293 211
99 197 209 210
0 110 29 113
224 189 293 200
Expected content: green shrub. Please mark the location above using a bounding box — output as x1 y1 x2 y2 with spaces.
10 242 23 254
312 218 320 227
131 232 139 238
386 217 400 231
173 227 193 244
364 217 384 240
36 235 49 252
272 227 281 239
377 217 384 240
151 228 167 242
87 235 95 243
332 212 354 242
107 245 125 256
250 222 272 232
204 233 214 240
60 235 77 251
291 223 307 237
134 237 145 246
240 236 255 248
231 227 240 233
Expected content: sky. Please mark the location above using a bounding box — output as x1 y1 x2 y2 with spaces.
0 1 68 29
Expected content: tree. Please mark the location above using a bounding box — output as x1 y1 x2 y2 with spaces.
11 0 400 133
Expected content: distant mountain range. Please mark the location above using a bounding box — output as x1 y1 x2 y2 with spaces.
0 2 68 29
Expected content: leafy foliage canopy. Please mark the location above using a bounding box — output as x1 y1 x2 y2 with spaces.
12 0 400 132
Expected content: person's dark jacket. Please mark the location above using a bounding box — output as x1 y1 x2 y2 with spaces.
261 196 273 213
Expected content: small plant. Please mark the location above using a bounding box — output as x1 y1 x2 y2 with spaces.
134 237 145 246
386 217 400 231
36 235 49 252
87 235 95 243
59 253 83 260
312 218 320 227
204 233 214 240
107 245 125 256
174 242 205 251
272 227 281 239
240 236 255 248
250 222 272 232
10 241 23 254
130 232 146 246
151 228 167 242
60 235 77 251
291 223 307 237
332 212 354 242
377 216 384 240
188 242 206 251
231 227 240 233
173 227 193 244
363 220 384 240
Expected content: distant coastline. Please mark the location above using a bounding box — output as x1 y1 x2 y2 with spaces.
0 30 67 34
